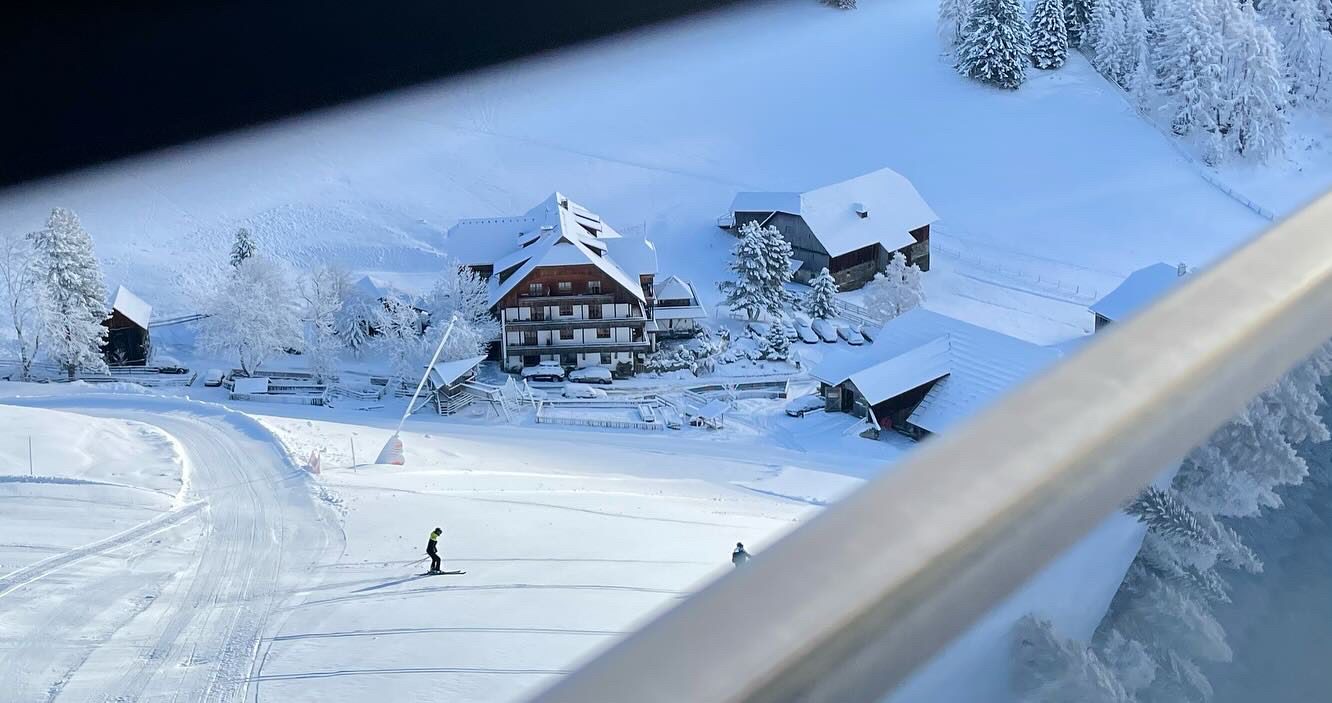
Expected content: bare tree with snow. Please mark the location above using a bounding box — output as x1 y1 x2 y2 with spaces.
957 0 1032 89
28 208 108 380
197 255 302 377
424 259 500 361
302 265 351 383
0 233 42 380
822 0 857 8
372 296 429 384
940 0 974 46
865 252 927 322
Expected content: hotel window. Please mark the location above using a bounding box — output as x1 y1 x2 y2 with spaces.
560 328 574 341
528 283 543 296
559 303 573 317
558 281 572 293
596 327 611 339
600 353 613 365
588 280 601 294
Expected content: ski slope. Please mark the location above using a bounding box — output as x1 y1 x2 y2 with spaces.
0 395 340 701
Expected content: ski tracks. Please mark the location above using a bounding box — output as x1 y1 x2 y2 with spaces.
0 401 340 702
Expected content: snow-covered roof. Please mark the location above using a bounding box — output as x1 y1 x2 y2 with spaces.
729 167 938 258
694 399 730 422
110 286 152 328
427 355 486 387
446 193 652 307
652 305 708 321
352 274 408 302
811 309 1060 434
233 376 269 395
655 275 697 302
1089 263 1188 322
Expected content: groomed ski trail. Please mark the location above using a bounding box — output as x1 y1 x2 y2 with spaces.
0 396 342 702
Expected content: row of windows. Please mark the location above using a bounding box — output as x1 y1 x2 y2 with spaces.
522 353 617 366
522 327 616 343
528 280 602 296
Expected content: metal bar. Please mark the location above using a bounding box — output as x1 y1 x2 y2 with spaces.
533 193 1332 703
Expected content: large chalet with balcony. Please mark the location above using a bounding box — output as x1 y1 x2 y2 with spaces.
726 167 937 290
445 193 659 375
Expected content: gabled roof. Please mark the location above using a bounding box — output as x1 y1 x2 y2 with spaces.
812 309 1060 434
1089 263 1188 322
111 286 152 328
729 167 937 258
655 275 697 302
446 193 652 307
427 355 486 388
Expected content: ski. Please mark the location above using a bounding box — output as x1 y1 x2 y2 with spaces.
417 570 466 576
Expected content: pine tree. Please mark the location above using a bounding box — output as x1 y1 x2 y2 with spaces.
822 0 857 8
28 208 108 379
1155 0 1228 161
1012 616 1134 702
805 268 839 320
229 227 257 268
1222 2 1289 160
1065 0 1091 46
763 321 791 361
940 0 974 46
957 0 1032 89
1031 0 1070 68
1265 0 1331 105
723 222 790 321
760 222 796 313
1090 0 1131 83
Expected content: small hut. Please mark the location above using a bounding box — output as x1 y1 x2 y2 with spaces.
103 286 152 366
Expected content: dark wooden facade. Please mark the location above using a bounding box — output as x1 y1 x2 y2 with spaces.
102 309 149 366
733 211 930 291
820 376 941 440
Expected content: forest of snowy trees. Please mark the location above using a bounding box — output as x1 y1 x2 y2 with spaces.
1014 344 1332 702
944 0 1332 162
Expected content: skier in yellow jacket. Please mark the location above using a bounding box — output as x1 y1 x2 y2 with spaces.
426 527 442 574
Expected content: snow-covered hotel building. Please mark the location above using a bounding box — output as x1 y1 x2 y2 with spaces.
445 193 659 374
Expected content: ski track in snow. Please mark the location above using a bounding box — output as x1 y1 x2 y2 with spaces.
0 401 339 702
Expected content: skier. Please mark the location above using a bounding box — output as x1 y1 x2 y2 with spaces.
732 542 750 567
426 527 443 574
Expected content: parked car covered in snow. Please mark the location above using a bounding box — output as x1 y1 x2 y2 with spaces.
203 369 226 387
859 324 878 342
811 319 839 343
562 383 608 399
782 320 798 341
795 323 819 344
785 394 825 417
836 324 866 346
568 366 613 385
521 364 566 382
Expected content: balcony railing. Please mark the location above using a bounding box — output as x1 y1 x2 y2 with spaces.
532 195 1332 703
515 291 616 304
506 340 652 354
503 316 648 329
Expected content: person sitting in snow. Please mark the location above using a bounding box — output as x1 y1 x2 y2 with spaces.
732 542 750 567
426 527 443 573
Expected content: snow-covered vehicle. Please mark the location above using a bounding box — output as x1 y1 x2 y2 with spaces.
811 318 839 343
568 366 613 385
562 383 608 399
785 394 825 417
746 321 770 337
202 369 225 387
521 364 566 382
859 324 878 342
782 320 798 341
836 324 866 346
795 323 819 344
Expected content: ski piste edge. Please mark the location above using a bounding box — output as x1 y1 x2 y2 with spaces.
418 570 466 576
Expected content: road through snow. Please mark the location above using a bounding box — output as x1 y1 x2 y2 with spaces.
0 397 340 702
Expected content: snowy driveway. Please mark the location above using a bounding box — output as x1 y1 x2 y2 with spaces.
0 396 340 701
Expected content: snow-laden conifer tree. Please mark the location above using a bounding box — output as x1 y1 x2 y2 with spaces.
957 0 1032 89
302 265 351 383
0 233 43 380
822 0 857 8
762 320 791 361
805 268 839 320
425 260 500 361
1222 2 1289 160
723 222 786 321
28 208 108 380
1065 0 1092 46
229 227 257 268
940 0 974 45
1031 0 1070 68
197 255 302 377
1012 616 1133 703
1155 0 1227 161
1090 0 1141 84
1265 0 1331 105
863 253 926 323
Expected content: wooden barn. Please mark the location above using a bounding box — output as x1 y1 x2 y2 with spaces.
727 167 937 290
103 286 152 366
1089 262 1189 332
812 309 1060 439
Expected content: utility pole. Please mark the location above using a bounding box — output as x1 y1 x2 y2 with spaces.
350 436 357 471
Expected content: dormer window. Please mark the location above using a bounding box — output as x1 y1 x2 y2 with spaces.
853 202 868 219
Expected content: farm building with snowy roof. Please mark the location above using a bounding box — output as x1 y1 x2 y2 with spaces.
445 192 659 374
1089 262 1189 331
727 166 937 290
811 309 1060 439
103 285 152 366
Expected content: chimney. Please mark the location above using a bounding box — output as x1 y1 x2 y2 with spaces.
853 202 868 219
1177 262 1188 277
